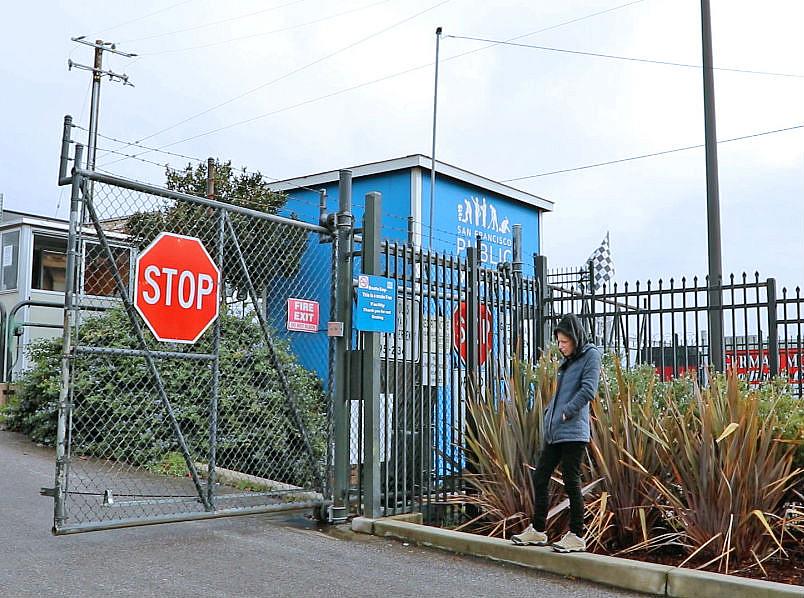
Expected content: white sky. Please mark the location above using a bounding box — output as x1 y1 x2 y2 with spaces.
1 0 802 289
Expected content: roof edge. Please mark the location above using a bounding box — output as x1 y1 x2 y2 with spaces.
269 154 554 212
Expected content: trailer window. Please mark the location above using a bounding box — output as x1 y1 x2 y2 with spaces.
1 230 19 291
32 235 67 292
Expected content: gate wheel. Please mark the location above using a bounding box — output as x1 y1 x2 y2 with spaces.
314 501 332 523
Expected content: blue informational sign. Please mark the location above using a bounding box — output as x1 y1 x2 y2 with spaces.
354 275 397 333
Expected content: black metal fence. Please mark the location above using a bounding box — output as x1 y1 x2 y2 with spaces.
349 237 541 520
355 238 803 522
544 268 803 397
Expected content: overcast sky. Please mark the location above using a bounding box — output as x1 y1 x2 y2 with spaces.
1 0 802 289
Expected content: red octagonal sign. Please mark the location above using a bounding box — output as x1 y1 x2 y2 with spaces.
134 232 220 344
452 301 493 366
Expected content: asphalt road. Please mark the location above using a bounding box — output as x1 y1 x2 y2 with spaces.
0 430 645 598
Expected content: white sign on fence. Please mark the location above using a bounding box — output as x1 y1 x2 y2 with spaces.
380 299 420 362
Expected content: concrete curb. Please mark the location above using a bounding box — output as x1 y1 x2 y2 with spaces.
666 567 804 598
352 517 804 598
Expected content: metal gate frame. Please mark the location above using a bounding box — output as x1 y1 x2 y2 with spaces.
50 141 335 534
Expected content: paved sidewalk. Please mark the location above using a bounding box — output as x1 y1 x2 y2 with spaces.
0 430 645 597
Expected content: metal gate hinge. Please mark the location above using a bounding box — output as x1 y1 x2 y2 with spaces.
40 487 57 497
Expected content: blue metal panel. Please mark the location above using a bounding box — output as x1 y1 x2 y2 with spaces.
271 170 411 382
273 168 541 388
423 174 540 266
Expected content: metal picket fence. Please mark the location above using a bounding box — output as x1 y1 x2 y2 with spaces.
51 155 334 533
544 269 803 396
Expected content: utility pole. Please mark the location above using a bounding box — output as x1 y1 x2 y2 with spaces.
206 157 216 199
699 0 724 371
68 36 136 173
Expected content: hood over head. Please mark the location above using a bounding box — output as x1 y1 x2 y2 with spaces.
554 313 588 358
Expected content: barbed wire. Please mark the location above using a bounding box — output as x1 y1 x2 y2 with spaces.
89 167 326 222
72 122 330 201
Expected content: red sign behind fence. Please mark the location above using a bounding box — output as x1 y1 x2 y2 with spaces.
725 349 803 385
452 301 493 366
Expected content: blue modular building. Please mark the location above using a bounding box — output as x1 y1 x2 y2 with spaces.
269 155 554 383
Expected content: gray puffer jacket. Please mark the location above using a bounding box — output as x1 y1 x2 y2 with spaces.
543 314 602 445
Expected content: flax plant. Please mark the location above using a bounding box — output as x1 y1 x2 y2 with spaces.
589 361 665 550
455 353 560 538
649 371 803 569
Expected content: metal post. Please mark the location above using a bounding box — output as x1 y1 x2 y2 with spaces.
588 259 597 344
512 225 522 275
54 143 84 530
427 27 442 251
701 0 724 371
534 254 549 357
318 189 330 244
767 278 779 378
466 241 479 379
512 224 523 361
464 240 481 480
206 158 215 199
208 207 224 507
331 170 354 522
59 115 73 185
361 191 382 518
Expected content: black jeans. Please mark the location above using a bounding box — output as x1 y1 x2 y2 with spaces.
532 441 586 536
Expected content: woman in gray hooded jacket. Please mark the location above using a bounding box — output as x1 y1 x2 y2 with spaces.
512 313 601 552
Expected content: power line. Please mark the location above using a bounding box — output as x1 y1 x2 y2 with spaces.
107 0 452 159
503 123 804 181
91 164 317 218
93 145 177 171
100 0 647 165
91 0 195 37
80 125 208 165
121 0 310 43
137 0 395 56
446 34 804 79
84 126 328 197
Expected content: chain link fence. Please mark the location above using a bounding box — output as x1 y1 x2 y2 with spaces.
52 170 334 533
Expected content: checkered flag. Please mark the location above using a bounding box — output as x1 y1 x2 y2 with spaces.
587 232 614 291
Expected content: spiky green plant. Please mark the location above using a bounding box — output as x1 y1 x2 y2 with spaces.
649 371 802 570
589 361 666 550
455 354 560 538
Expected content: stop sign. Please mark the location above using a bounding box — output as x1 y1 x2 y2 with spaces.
134 232 220 344
452 301 493 366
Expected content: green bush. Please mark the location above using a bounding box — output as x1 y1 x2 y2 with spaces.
599 357 804 469
4 306 326 486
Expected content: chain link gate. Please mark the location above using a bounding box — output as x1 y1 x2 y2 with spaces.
50 157 335 534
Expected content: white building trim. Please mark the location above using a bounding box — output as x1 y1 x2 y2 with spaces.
269 154 554 212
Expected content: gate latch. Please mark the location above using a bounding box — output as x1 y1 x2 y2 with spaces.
40 487 56 497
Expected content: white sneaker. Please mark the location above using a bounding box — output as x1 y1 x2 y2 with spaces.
511 524 548 546
551 531 586 553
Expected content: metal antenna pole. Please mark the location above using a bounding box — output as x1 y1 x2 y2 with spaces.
427 27 442 251
700 0 724 371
